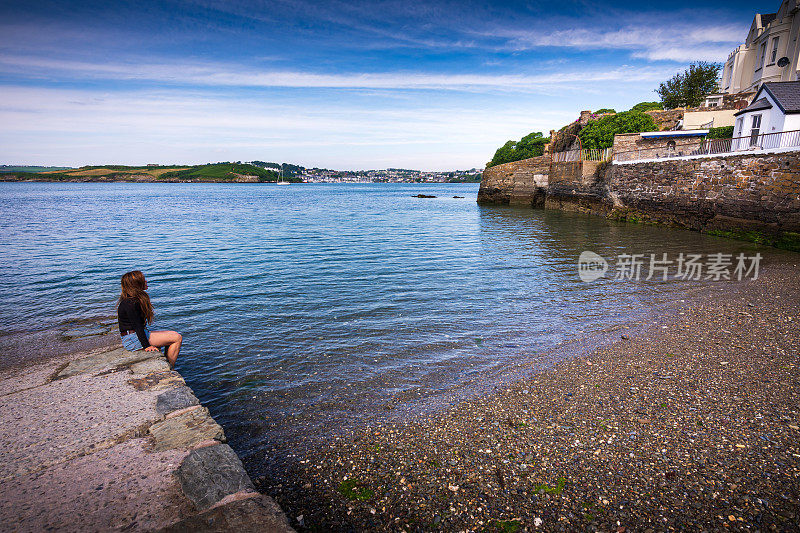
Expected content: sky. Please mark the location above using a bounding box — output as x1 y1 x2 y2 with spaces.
0 0 764 170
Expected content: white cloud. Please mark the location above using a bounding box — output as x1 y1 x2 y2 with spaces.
0 86 586 169
477 22 744 62
0 54 672 91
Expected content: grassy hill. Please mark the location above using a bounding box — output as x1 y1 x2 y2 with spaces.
0 165 73 173
2 163 303 182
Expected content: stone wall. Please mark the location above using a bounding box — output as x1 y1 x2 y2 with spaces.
478 155 550 206
610 151 800 242
477 148 800 250
613 133 707 162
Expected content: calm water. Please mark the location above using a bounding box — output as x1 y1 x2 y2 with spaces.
0 182 781 472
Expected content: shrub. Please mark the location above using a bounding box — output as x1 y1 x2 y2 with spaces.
595 108 616 114
486 132 550 168
578 111 658 150
708 126 734 139
630 101 663 113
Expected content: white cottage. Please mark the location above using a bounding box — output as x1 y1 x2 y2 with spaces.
733 81 800 149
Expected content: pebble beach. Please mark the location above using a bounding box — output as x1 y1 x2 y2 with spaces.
262 261 800 532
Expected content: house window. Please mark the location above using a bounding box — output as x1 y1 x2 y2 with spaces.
750 114 762 146
756 41 767 71
769 37 779 64
735 117 743 136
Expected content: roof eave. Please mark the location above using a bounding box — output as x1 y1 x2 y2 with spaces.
761 84 788 114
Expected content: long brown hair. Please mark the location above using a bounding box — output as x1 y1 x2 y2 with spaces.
119 270 154 324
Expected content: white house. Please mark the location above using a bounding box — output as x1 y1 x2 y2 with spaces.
733 81 800 149
720 0 800 95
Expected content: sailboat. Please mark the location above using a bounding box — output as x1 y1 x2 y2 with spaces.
277 167 290 185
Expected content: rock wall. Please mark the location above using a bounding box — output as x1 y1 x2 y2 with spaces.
477 150 800 251
645 109 685 131
611 152 800 245
478 155 550 206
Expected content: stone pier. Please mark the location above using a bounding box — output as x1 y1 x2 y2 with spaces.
0 346 294 532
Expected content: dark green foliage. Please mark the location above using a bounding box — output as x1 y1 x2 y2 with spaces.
595 108 616 114
578 111 658 150
708 126 734 139
630 101 663 113
251 161 306 177
657 62 722 109
158 163 282 181
486 132 550 168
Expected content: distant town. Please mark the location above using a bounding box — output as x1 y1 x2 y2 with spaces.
251 163 483 183
299 167 482 183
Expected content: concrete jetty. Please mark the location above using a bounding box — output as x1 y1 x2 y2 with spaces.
0 345 294 532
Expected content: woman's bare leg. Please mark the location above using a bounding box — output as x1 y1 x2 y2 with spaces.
148 330 182 368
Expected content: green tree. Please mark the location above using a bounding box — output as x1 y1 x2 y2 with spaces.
630 101 663 113
656 62 722 109
595 108 616 114
486 132 550 167
708 126 734 139
578 111 658 150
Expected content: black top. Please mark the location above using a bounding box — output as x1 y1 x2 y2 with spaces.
118 297 151 348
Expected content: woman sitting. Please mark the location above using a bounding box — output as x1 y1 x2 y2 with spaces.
117 270 182 369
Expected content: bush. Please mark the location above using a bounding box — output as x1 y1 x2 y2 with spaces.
595 108 616 114
630 101 663 113
578 111 658 150
486 132 550 168
708 126 734 139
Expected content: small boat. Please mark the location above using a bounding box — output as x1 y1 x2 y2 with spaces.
277 168 290 185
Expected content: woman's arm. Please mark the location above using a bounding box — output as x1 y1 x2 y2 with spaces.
132 309 151 349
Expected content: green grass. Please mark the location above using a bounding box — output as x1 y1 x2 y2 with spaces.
0 166 73 173
487 519 522 533
337 479 375 501
533 476 567 495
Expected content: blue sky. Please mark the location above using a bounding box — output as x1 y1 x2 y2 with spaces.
0 0 762 170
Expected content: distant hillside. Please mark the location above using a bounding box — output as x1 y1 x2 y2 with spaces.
0 165 73 173
0 163 302 183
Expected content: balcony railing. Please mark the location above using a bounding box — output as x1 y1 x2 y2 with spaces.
550 147 613 163
613 129 800 163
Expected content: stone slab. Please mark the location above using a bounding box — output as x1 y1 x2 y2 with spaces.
130 356 171 376
129 370 185 391
55 347 154 379
176 444 255 511
149 406 225 452
158 494 295 532
157 386 200 417
0 438 193 532
0 350 86 398
0 369 161 480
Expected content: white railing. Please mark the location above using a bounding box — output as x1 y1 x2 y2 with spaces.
613 129 800 163
550 147 613 163
583 147 613 161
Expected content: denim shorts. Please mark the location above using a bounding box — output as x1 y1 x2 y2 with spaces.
122 327 151 351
